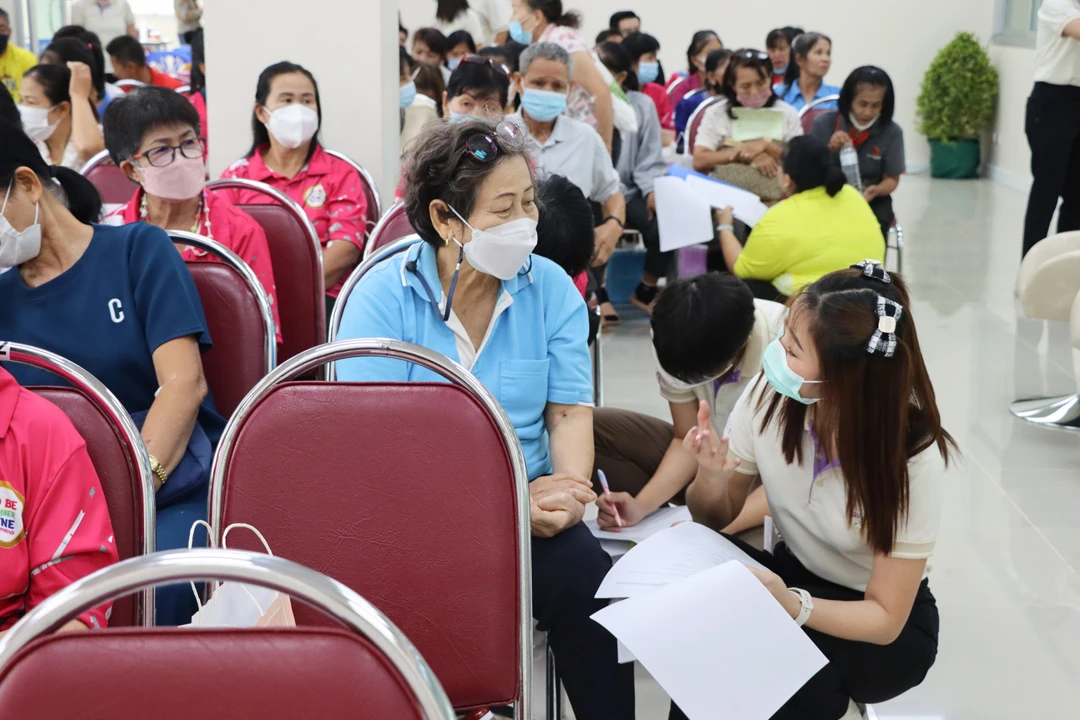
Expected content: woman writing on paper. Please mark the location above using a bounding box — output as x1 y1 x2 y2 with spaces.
676 263 955 720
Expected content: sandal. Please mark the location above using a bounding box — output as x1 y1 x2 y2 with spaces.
596 288 620 325
629 282 660 314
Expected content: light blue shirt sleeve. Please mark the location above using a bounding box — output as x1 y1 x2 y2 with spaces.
335 267 411 382
545 271 593 406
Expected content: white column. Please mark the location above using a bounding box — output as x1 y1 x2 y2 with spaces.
203 0 400 203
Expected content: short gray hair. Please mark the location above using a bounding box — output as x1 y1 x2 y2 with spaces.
519 42 573 77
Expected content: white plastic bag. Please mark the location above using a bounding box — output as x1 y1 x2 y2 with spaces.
184 521 296 628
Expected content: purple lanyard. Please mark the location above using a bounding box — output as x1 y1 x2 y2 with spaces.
805 423 841 502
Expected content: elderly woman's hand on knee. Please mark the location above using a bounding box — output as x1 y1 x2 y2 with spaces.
529 472 596 537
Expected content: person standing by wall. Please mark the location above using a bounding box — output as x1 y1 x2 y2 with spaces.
1022 0 1080 257
175 0 202 45
70 0 138 73
0 9 37 102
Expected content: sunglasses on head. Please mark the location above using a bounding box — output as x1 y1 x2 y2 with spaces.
463 121 526 163
736 50 769 61
460 55 511 77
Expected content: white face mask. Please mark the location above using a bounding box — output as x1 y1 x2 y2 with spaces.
265 104 319 149
0 180 43 270
848 113 879 132
18 105 60 143
450 206 537 280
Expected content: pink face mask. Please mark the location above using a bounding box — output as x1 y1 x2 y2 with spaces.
139 154 206 201
737 89 773 109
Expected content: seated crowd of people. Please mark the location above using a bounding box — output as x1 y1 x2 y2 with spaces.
0 5 952 720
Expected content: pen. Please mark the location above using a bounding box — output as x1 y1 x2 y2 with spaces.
597 469 623 528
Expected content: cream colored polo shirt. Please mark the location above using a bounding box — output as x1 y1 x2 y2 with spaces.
727 378 946 592
1034 0 1080 86
655 299 787 435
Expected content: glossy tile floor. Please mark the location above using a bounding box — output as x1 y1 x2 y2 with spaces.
559 174 1080 719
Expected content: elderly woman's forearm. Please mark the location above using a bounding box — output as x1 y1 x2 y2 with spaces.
545 403 594 479
141 377 205 479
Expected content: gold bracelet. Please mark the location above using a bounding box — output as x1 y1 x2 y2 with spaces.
148 454 169 487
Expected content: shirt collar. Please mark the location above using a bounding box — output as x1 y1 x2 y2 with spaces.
508 111 566 149
784 79 832 104
399 242 535 306
245 144 330 182
0 367 20 439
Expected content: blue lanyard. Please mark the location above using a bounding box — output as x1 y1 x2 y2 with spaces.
406 245 462 323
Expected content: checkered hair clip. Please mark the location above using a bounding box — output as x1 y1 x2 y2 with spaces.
851 259 891 284
867 296 903 358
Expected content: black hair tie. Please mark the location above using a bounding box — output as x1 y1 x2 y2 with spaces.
851 259 891 284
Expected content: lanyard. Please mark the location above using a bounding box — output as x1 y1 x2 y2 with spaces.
406 245 462 323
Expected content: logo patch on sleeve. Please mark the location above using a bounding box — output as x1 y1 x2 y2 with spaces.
0 481 25 548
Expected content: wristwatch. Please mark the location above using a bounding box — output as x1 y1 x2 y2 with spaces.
788 587 813 627
148 454 169 488
715 224 735 233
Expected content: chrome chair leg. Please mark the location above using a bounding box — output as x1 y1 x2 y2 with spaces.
1010 393 1080 431
545 636 563 720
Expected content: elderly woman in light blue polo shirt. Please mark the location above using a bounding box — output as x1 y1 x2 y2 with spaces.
336 119 635 720
775 32 840 111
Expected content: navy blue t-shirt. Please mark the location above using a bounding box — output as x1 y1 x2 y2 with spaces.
0 223 226 445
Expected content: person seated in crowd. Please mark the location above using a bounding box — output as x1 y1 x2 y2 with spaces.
666 30 723 106
716 135 884 301
445 29 477 71
610 10 640 36
621 32 674 146
336 120 634 720
595 28 623 47
18 63 104 170
0 8 37 102
693 49 802 201
102 86 282 343
508 42 626 323
412 27 452 84
674 48 730 151
479 43 524 112
592 273 784 531
535 172 596 301
400 47 436 151
0 366 119 636
414 61 447 115
106 35 184 90
675 264 953 720
443 54 510 123
775 32 840 111
0 119 225 626
41 33 110 112
597 42 667 313
765 27 799 86
221 61 368 319
509 0 615 150
810 66 905 238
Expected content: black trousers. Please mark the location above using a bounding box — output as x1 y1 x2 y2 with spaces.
625 193 668 278
533 522 635 719
869 195 894 240
670 540 939 720
1023 82 1080 257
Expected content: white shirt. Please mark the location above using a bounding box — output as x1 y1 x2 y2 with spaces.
655 300 786 435
508 111 620 204
71 0 136 72
727 378 947 592
694 98 803 153
473 0 511 42
434 9 489 47
1034 0 1080 86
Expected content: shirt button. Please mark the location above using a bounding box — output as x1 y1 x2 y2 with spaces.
815 479 824 488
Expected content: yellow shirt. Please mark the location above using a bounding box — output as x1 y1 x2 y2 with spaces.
0 44 38 103
733 185 885 296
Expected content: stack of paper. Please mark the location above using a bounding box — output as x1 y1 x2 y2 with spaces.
656 168 771 253
585 504 692 544
591 523 827 720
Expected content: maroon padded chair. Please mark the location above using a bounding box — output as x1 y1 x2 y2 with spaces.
686 95 723 155
0 549 456 720
206 179 325 365
327 235 421 348
209 340 532 716
79 150 138 206
798 94 841 134
2 343 155 627
362 201 415 261
168 231 276 418
325 149 382 231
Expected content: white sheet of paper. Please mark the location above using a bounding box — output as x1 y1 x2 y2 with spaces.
586 505 692 544
596 522 768 599
592 561 828 720
656 175 715 252
763 516 777 554
617 640 636 664
685 174 769 227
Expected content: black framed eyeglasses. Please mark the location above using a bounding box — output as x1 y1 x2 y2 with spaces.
463 121 526 163
133 137 206 167
460 54 512 77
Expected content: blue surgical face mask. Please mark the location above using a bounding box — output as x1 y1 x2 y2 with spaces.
637 61 660 85
761 336 823 405
447 56 462 71
508 19 533 46
521 88 567 123
399 81 417 110
773 65 788 75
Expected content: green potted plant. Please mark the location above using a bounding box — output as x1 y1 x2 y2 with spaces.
916 32 999 179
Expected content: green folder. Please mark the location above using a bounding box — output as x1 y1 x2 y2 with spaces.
730 108 785 142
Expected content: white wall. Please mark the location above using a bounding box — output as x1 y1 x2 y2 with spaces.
400 0 997 168
203 0 400 200
988 43 1036 190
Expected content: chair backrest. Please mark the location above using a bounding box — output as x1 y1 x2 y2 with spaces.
79 150 138 206
362 201 415 261
206 179 325 364
666 75 689 99
0 343 154 627
0 549 456 720
210 340 531 715
113 78 146 93
687 95 723 155
167 231 276 418
1016 248 1080 322
173 84 191 95
328 235 423 349
1017 230 1080 296
798 94 841 133
324 149 382 231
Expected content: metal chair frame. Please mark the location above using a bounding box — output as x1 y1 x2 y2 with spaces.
684 95 724 155
796 94 841 119
0 342 156 625
324 149 383 228
0 549 457 720
209 339 533 719
362 200 411 262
